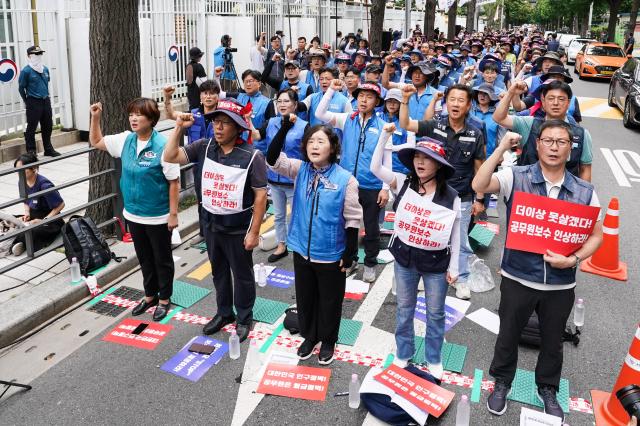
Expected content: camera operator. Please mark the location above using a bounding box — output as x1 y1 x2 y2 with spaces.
213 34 238 89
264 35 286 97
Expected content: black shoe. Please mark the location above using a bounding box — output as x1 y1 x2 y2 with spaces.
318 342 335 365
537 385 564 421
487 380 511 416
153 302 170 322
203 314 235 335
235 322 251 343
297 339 318 360
267 248 288 263
44 149 61 157
132 297 158 316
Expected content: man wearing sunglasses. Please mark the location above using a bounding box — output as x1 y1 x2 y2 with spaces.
18 46 60 157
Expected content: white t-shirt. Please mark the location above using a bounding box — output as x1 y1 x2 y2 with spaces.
104 131 180 225
250 45 266 72
495 167 601 291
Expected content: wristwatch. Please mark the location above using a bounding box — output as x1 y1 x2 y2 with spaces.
573 254 581 268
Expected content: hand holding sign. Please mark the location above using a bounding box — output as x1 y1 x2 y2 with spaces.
543 250 576 269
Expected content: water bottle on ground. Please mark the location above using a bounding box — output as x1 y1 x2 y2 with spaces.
455 395 470 426
349 373 361 408
391 276 397 296
574 298 585 327
70 257 81 282
229 329 240 359
257 263 267 287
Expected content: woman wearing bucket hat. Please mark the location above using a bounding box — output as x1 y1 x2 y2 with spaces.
265 124 362 365
185 47 208 110
89 99 180 322
471 83 500 157
370 123 461 379
377 88 416 175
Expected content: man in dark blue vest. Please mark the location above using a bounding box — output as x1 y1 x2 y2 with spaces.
472 122 603 422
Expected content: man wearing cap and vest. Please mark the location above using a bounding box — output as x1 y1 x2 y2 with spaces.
164 99 268 343
299 51 327 93
523 51 563 97
382 57 438 120
316 79 390 283
277 60 313 99
493 79 592 181
18 46 60 157
301 67 352 129
400 84 486 300
217 69 270 140
472 122 603 422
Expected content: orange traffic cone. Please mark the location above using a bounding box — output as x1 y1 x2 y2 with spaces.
592 324 640 425
580 197 628 281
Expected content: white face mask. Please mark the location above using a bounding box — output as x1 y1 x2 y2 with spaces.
28 54 44 72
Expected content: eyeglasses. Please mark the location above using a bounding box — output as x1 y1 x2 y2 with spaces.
539 138 570 148
276 99 293 104
544 96 568 103
213 118 235 127
243 79 259 84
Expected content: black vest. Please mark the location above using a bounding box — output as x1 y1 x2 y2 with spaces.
389 180 458 273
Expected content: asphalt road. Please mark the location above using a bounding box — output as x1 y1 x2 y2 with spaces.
0 76 638 426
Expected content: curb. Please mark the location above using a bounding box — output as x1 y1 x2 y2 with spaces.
0 205 200 349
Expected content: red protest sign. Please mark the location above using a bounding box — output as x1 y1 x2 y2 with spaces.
506 191 600 256
257 363 331 401
102 318 172 350
374 364 455 418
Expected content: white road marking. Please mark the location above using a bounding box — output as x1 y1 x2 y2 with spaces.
601 148 632 187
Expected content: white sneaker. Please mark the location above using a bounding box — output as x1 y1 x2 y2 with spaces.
393 357 410 368
11 242 25 256
363 266 376 283
427 362 444 380
455 282 471 300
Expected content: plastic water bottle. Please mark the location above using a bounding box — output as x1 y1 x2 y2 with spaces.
70 257 81 282
391 276 397 296
574 298 585 327
455 395 470 426
229 329 240 359
349 373 361 408
257 263 267 287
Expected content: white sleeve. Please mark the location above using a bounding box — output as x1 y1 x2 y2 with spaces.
495 167 514 202
388 130 416 152
299 70 308 83
344 99 353 115
103 131 131 158
447 196 462 277
161 151 181 181
302 94 312 109
370 129 396 186
316 87 348 130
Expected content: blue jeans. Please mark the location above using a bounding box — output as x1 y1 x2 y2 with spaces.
458 200 474 282
270 183 294 244
394 262 448 364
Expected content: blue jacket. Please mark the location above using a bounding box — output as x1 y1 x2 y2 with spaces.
501 163 594 285
308 90 349 126
213 46 236 80
188 108 213 144
340 113 386 190
237 92 270 131
470 104 498 156
120 130 170 217
280 80 312 100
18 66 50 101
263 117 307 184
378 112 410 174
287 162 351 261
408 86 436 121
305 70 321 93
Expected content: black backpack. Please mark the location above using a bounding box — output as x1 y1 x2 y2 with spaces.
62 216 121 275
519 312 581 347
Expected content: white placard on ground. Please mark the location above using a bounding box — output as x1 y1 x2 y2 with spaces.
466 307 500 334
520 407 562 426
346 279 370 294
377 249 395 263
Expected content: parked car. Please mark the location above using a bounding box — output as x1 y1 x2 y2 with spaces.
608 57 640 128
574 42 628 79
558 34 580 51
567 38 596 64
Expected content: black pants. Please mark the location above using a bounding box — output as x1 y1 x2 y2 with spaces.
24 97 54 153
359 188 381 267
128 221 174 300
293 252 346 345
205 229 255 324
14 218 64 252
489 276 575 389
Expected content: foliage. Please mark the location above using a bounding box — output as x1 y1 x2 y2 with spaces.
504 0 533 26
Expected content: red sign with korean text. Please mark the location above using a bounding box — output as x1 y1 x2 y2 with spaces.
257 363 331 401
374 364 455 418
102 318 173 350
506 191 600 256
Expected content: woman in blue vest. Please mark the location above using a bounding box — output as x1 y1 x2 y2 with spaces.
250 88 309 262
89 99 180 322
377 88 415 175
266 124 362 365
370 124 461 380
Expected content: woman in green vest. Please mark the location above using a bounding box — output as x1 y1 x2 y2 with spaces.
89 98 180 321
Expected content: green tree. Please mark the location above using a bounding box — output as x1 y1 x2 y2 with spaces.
504 0 533 26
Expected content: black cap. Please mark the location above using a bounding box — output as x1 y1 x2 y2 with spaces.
189 47 204 59
27 45 45 55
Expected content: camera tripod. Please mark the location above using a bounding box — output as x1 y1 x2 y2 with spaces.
221 51 242 92
0 379 32 400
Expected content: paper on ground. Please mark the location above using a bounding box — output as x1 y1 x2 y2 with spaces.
377 249 395 263
346 278 369 294
520 407 562 426
171 229 182 244
172 255 181 262
253 264 276 278
445 296 471 315
359 367 428 426
466 308 500 334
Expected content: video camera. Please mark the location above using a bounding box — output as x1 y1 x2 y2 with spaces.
223 47 237 64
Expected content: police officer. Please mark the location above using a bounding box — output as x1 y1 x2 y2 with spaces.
18 46 60 157
400 83 486 299
164 99 268 343
472 123 603 422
